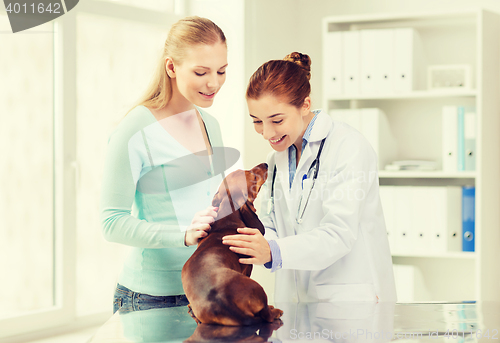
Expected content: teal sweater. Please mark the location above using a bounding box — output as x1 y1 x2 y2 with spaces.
100 105 224 296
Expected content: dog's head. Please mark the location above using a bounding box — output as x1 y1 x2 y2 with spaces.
212 163 268 220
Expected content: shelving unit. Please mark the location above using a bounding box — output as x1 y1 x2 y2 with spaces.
391 251 476 260
379 171 476 179
330 89 477 101
322 9 500 302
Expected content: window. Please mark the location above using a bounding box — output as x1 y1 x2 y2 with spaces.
0 1 177 338
0 18 54 320
75 13 169 316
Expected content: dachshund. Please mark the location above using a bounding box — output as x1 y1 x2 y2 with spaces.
181 163 283 326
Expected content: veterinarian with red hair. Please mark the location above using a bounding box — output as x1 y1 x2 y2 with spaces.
223 52 397 302
100 17 228 314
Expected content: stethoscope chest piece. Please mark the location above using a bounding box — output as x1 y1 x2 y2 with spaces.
267 197 274 215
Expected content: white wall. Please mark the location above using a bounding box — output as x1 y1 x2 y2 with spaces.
243 0 300 170
189 0 246 171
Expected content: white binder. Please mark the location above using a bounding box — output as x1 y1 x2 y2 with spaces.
464 110 477 171
374 29 394 94
330 108 398 170
360 30 377 94
360 108 379 155
329 108 361 130
411 187 434 254
442 106 458 172
393 264 431 302
379 186 397 253
430 186 462 253
394 186 413 254
360 108 397 170
323 31 343 97
342 30 360 96
393 28 423 93
389 186 462 254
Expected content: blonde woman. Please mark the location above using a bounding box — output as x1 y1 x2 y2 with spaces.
100 16 228 314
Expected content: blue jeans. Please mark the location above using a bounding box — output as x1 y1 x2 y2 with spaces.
113 283 189 314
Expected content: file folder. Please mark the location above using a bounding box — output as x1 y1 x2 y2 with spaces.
323 31 343 97
393 264 431 302
360 108 397 170
462 186 475 252
431 186 462 253
442 106 458 172
383 186 462 254
329 108 361 131
360 30 377 94
457 106 465 171
412 187 434 254
375 29 394 94
360 29 394 94
379 186 396 252
330 108 397 170
393 28 423 92
394 186 413 253
342 30 361 95
464 110 476 171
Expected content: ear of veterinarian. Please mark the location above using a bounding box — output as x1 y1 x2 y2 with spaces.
224 51 397 303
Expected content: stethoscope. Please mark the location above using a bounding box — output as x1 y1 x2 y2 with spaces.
268 138 326 224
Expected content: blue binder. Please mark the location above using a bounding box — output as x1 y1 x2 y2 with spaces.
462 186 475 252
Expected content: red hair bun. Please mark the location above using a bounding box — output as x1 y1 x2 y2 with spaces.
283 52 311 80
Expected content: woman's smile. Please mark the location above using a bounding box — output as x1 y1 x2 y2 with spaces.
199 91 216 100
269 135 286 145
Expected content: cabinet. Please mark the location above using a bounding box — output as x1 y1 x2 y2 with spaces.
322 9 500 301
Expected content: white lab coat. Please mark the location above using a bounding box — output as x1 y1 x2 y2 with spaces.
260 110 397 303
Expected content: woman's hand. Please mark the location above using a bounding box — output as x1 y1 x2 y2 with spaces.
222 228 271 265
184 206 218 246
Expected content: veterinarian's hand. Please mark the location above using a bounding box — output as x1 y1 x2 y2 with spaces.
222 227 271 265
184 206 218 246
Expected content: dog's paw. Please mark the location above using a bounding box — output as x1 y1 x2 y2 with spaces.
269 305 283 319
187 304 202 325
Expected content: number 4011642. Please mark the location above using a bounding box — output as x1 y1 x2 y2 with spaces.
5 2 61 14
444 329 498 340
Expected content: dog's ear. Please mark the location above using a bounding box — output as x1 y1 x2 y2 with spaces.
212 191 221 208
246 201 256 214
240 202 265 235
233 189 248 210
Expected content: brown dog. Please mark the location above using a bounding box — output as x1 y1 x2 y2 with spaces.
181 163 283 326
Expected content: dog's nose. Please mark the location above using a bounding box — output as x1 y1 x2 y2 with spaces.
258 163 268 170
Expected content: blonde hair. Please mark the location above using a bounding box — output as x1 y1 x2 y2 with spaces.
133 16 226 112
